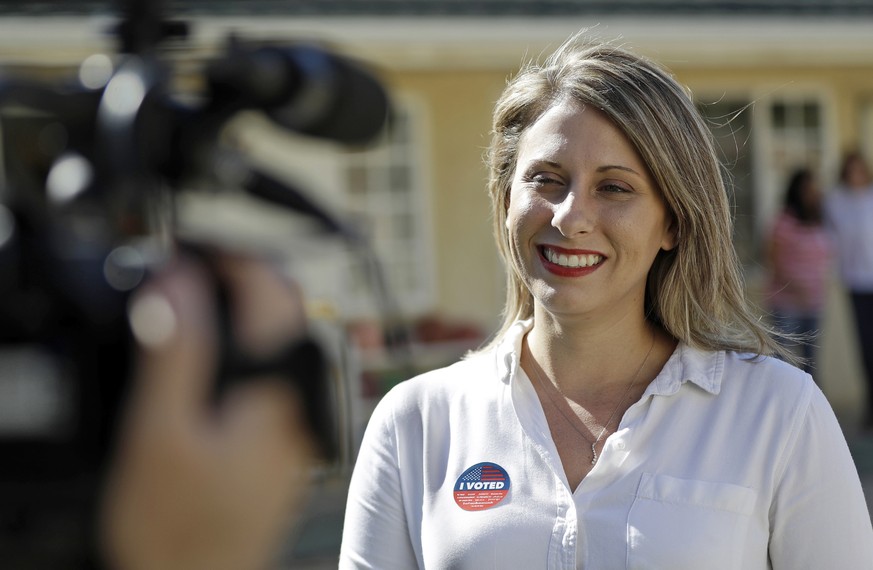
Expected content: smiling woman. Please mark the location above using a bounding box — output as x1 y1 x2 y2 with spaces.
339 32 873 569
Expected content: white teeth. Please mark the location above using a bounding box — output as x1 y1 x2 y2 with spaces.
544 248 603 268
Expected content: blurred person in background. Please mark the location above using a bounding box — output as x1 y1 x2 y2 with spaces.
824 151 873 430
764 167 833 377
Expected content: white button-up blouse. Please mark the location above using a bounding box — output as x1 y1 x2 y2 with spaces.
339 320 873 569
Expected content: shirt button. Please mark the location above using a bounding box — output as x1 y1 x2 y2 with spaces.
615 441 626 450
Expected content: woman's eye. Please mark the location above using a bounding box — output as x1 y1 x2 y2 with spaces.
530 173 561 186
600 182 632 194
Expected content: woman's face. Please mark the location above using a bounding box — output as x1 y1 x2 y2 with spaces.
801 176 822 210
845 156 871 189
506 101 676 323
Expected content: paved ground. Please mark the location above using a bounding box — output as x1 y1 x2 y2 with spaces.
849 433 873 516
281 432 873 568
281 473 350 569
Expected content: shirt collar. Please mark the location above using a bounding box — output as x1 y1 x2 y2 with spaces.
649 342 724 396
495 319 531 384
494 319 724 395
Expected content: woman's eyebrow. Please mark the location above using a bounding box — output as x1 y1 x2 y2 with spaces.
521 158 562 168
596 164 642 176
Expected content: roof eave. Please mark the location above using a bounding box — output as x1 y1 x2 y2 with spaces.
1 15 872 69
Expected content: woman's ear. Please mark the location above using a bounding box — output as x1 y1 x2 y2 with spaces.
661 218 679 252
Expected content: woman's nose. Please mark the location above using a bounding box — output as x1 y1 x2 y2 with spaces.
551 190 594 237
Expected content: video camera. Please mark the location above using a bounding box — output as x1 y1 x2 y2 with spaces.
0 0 390 567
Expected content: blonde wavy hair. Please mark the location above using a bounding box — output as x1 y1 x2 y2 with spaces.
479 34 788 359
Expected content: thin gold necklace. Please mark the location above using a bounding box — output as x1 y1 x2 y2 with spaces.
526 333 656 465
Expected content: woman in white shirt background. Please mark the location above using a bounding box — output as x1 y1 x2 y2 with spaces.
339 33 873 569
825 151 873 431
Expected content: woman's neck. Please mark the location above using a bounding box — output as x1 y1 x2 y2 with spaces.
526 312 667 397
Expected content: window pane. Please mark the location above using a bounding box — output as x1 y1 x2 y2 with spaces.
393 212 414 240
803 102 820 129
347 164 368 196
389 164 411 193
699 100 756 266
772 102 787 130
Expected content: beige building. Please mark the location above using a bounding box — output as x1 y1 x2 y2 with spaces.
2 2 873 431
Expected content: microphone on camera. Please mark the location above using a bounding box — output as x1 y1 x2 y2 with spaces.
206 42 391 145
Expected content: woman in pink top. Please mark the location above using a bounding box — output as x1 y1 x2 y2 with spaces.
765 168 833 376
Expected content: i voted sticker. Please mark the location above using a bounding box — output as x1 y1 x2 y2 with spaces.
453 462 510 511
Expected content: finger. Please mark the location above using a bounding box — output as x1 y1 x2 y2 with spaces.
127 259 219 423
212 254 307 358
220 379 315 460
216 380 317 521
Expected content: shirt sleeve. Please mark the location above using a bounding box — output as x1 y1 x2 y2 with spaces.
339 393 419 569
768 384 873 568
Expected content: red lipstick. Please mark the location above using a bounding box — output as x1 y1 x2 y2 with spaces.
538 245 605 277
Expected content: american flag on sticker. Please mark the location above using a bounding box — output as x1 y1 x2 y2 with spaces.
453 462 511 511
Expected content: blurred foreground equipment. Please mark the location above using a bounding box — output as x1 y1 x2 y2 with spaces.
0 0 390 567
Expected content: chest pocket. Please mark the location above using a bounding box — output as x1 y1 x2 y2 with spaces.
626 473 757 570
